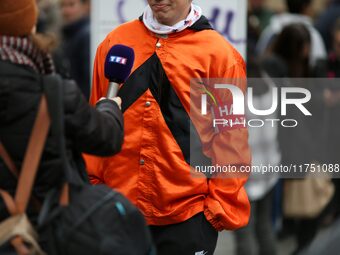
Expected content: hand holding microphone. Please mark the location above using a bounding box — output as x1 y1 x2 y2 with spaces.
98 97 122 109
104 45 135 106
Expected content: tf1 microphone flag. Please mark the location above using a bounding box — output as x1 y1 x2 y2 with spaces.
104 44 135 84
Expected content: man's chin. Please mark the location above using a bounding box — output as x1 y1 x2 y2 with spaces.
154 12 174 25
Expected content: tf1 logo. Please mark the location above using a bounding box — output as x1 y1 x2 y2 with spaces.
109 56 127 65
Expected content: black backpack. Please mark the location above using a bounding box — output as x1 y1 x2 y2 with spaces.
39 184 154 255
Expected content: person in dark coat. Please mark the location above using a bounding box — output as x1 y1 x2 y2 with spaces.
0 0 124 248
60 0 91 100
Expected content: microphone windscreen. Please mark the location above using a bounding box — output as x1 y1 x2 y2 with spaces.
104 44 135 83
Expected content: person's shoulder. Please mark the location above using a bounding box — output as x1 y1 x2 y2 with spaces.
96 19 145 52
0 61 39 82
105 19 145 41
196 29 244 66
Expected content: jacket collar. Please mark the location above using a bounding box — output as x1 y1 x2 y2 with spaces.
188 15 213 31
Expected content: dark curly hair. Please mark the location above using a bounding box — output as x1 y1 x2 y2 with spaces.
286 0 312 14
272 23 311 77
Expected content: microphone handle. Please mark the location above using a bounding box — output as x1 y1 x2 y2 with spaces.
106 82 120 98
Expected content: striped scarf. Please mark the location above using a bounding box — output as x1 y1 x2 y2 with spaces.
0 35 55 74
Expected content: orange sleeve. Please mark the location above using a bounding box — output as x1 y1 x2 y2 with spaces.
89 40 109 105
84 40 110 184
203 49 251 231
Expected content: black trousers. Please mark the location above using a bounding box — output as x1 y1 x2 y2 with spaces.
149 212 218 255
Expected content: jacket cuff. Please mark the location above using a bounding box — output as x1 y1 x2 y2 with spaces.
204 208 224 232
96 99 123 128
95 98 120 111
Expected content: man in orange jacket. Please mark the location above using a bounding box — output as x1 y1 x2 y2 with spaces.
85 0 251 254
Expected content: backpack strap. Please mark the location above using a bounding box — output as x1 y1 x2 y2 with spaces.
0 144 19 214
42 75 85 187
59 183 69 206
0 190 17 215
42 75 85 209
14 95 51 213
11 236 31 255
0 142 41 212
0 143 19 178
0 95 50 214
0 95 50 255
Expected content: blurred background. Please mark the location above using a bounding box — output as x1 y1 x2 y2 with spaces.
36 0 340 254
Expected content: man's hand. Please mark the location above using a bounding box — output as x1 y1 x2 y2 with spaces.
97 97 122 110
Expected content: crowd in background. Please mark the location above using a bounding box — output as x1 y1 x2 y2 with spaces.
35 0 340 254
245 0 340 254
37 0 90 100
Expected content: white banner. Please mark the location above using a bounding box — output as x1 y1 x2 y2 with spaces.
91 0 247 62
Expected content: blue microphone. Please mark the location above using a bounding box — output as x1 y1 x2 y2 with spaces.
104 44 135 98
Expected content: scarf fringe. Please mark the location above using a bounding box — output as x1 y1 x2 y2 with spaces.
0 36 55 75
